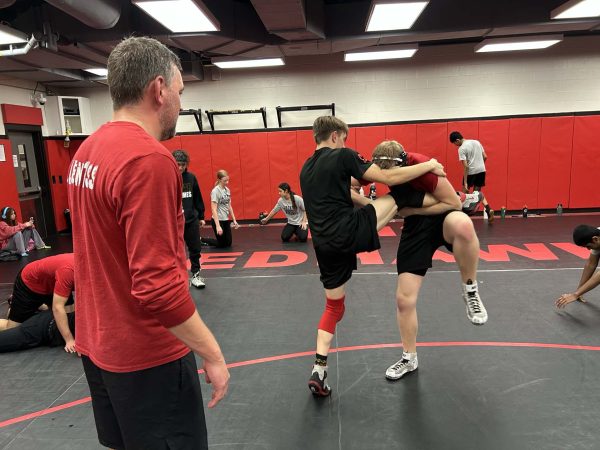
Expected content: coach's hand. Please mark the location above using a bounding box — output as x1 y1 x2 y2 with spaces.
428 159 446 177
203 358 230 408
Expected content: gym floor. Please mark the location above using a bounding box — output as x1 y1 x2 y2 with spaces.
1 214 599 450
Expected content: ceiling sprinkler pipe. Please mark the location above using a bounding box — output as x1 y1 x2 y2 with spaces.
43 0 121 29
0 35 39 57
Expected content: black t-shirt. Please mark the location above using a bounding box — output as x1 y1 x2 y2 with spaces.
181 171 205 223
300 147 372 248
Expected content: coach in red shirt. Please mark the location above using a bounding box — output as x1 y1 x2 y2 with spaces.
67 37 229 450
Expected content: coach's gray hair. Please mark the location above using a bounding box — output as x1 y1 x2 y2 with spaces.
107 36 182 110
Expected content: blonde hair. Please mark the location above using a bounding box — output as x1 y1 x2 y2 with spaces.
372 140 405 169
312 116 349 144
215 169 229 186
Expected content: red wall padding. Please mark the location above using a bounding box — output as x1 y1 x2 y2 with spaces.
180 134 213 216
538 116 573 209
161 136 182 151
478 119 510 210
355 126 386 196
267 131 299 209
208 134 244 219
12 113 600 228
386 124 417 152
445 121 479 189
506 118 542 209
0 139 21 220
570 115 600 208
238 133 272 218
296 129 315 174
416 122 448 166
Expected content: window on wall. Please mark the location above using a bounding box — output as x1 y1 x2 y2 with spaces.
18 144 32 188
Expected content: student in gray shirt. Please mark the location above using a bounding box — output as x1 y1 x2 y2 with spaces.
260 182 308 242
209 170 239 248
449 131 494 223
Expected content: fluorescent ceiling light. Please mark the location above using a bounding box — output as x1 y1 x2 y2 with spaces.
366 1 429 32
475 35 563 53
84 68 108 77
212 58 284 69
0 23 28 45
551 0 600 19
345 45 418 61
132 0 219 32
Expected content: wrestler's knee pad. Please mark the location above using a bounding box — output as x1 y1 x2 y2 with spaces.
318 296 346 334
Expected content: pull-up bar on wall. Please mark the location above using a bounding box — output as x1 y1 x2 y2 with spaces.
275 103 335 128
179 109 203 133
205 107 267 131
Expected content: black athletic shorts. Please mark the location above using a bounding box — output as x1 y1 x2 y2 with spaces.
388 183 427 210
314 203 379 289
396 211 454 275
82 352 207 450
8 270 54 323
466 172 486 188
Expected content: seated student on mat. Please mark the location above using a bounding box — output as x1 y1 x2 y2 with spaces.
0 206 50 257
3 253 76 354
0 310 75 353
300 115 447 397
368 140 487 381
260 182 308 242
556 225 600 309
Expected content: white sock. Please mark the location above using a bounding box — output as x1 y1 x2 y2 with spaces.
402 351 417 361
464 280 478 292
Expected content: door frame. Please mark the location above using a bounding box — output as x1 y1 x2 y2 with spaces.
5 124 57 236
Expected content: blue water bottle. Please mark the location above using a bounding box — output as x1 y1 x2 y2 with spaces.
557 203 563 216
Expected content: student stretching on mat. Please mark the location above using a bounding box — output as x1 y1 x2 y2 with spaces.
0 310 75 353
300 115 446 397
555 225 600 309
368 140 488 380
3 253 76 354
260 182 308 242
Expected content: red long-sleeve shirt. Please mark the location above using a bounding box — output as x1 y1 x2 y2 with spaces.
67 122 196 372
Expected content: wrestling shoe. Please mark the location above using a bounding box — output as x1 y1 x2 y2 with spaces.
308 364 331 397
462 280 488 325
461 191 483 215
191 271 206 289
385 355 418 380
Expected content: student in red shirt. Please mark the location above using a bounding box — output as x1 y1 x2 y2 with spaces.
370 140 487 381
67 37 229 450
3 253 75 354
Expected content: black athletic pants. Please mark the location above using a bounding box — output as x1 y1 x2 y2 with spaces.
183 219 202 273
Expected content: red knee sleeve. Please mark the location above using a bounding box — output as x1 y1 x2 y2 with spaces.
318 296 346 334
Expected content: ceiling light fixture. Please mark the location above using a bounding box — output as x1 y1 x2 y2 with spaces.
212 58 285 69
132 0 219 32
366 1 429 32
475 35 563 53
0 23 28 46
84 68 108 77
551 0 600 19
345 44 418 61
